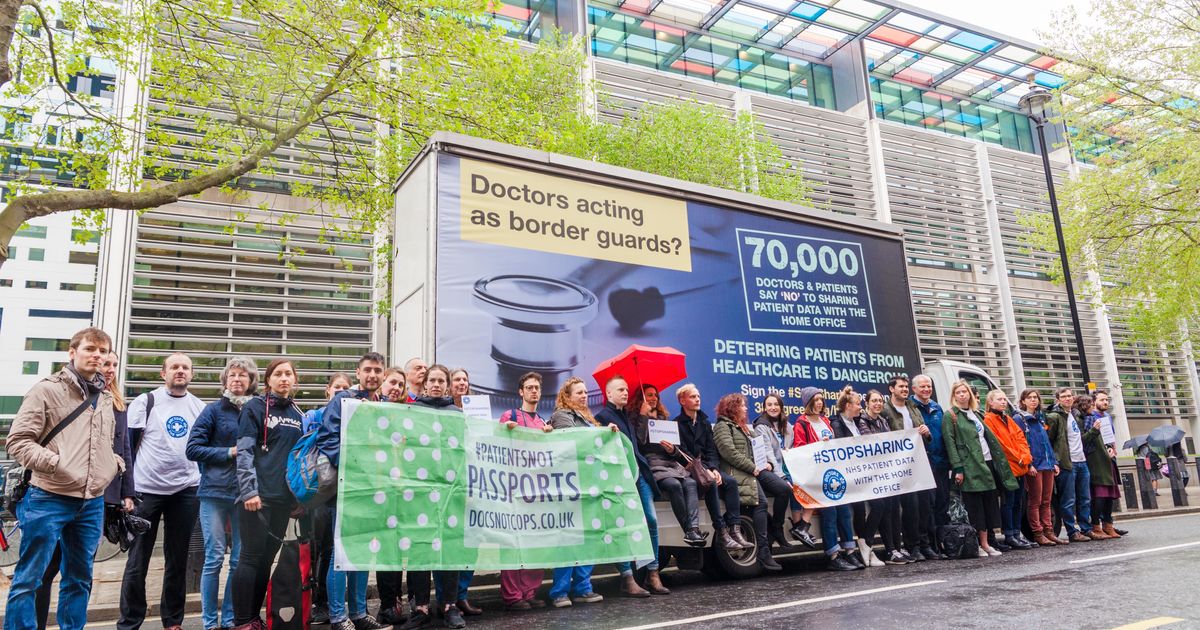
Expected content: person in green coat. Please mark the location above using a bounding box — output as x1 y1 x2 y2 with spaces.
942 381 1017 558
713 393 782 572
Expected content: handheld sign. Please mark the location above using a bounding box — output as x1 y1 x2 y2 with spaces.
461 395 493 422
751 435 770 470
782 429 934 508
647 418 680 445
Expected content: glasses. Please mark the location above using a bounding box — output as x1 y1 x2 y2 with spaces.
523 385 541 391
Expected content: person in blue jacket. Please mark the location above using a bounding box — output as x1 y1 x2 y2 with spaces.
1013 389 1059 546
314 352 390 630
186 356 257 630
911 375 949 544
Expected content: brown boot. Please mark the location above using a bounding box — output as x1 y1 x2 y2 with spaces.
1033 532 1057 546
1103 522 1122 538
621 574 650 598
1070 532 1089 543
645 569 670 595
1087 529 1110 540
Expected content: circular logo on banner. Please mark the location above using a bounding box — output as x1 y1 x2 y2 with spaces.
166 416 189 438
822 468 847 501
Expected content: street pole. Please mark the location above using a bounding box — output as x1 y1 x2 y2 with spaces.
1032 117 1093 393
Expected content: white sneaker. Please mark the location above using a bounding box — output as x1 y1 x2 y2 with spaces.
977 547 988 558
858 539 877 567
986 547 1003 557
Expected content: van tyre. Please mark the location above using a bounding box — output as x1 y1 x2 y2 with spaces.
711 515 764 580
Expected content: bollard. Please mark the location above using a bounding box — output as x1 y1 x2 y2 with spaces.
1135 457 1158 510
1120 472 1138 511
1166 456 1189 507
185 515 205 593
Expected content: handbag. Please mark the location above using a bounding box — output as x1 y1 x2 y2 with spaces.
2 391 100 518
947 489 970 525
265 518 313 630
678 450 714 491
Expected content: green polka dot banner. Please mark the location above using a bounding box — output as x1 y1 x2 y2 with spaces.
333 401 654 570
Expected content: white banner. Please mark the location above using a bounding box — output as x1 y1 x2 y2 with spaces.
781 429 934 508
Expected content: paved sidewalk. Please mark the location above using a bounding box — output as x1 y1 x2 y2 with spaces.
3 483 1197 625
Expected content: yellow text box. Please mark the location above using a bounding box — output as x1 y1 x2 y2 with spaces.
458 159 691 272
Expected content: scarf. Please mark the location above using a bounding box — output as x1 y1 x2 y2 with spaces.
224 390 253 408
66 363 105 397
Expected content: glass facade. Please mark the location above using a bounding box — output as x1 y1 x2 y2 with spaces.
870 77 1034 152
589 5 836 107
486 0 558 41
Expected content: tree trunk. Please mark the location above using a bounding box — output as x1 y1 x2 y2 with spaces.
0 0 22 88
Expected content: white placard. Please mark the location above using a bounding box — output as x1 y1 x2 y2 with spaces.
461 394 493 422
647 418 680 444
752 435 770 470
1099 414 1116 445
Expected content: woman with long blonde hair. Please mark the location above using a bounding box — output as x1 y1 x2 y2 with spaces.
546 377 608 607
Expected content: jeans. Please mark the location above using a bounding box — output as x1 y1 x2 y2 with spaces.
4 488 104 630
1055 465 1093 535
1072 462 1092 533
199 498 240 630
231 502 290 624
818 505 856 555
118 487 200 630
617 476 659 574
657 476 700 531
1000 477 1027 537
702 470 740 529
326 568 368 623
549 565 594 600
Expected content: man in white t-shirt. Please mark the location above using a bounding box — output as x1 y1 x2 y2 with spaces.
118 352 205 630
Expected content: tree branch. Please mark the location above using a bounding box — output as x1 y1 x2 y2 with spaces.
0 20 382 265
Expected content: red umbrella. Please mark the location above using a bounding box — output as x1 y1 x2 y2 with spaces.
592 344 688 402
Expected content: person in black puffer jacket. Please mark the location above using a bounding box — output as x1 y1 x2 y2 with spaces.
230 359 305 629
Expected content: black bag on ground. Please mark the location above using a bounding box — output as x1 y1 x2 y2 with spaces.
938 490 979 559
265 522 312 630
937 522 979 559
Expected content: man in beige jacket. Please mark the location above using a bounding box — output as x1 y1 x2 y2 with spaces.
4 326 122 630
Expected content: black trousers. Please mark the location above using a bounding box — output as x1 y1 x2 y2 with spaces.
750 486 770 551
929 465 952 533
963 489 1000 532
378 571 404 610
657 476 700 531
899 488 931 550
231 502 291 624
308 504 333 607
861 496 901 553
756 470 792 533
117 487 199 630
1092 497 1115 525
409 571 458 609
702 470 741 529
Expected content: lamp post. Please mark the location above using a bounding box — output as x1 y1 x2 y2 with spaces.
1019 84 1092 392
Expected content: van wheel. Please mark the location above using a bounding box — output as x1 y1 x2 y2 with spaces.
711 516 764 580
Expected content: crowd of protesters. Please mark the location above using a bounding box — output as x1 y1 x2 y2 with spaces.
4 327 1137 630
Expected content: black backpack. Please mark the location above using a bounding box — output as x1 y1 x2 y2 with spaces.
936 491 979 559
937 522 979 560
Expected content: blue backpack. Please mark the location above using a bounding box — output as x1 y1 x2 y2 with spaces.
287 430 337 506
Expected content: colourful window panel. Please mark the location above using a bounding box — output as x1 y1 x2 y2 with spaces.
949 31 999 53
870 25 920 48
831 0 890 20
790 2 826 21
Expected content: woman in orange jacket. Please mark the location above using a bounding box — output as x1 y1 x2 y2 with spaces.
983 390 1035 550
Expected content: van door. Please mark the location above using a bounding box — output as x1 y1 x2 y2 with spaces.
958 369 998 405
